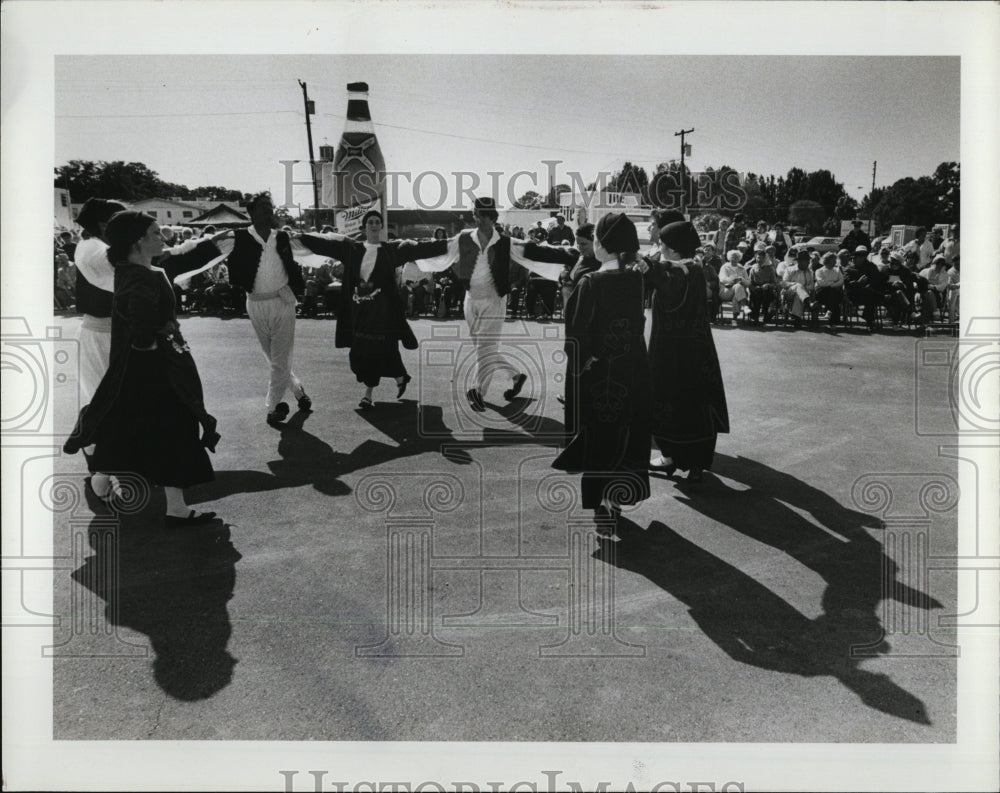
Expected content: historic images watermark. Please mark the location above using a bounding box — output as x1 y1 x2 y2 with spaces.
277 770 746 793
278 160 749 213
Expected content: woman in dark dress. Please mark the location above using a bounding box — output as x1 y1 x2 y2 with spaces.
552 213 652 532
642 221 730 484
298 211 447 408
64 211 223 525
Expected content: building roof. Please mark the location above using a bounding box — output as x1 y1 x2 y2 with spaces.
130 197 206 211
183 203 251 227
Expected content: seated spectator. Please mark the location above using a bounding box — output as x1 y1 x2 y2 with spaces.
526 270 558 319
947 256 960 321
919 254 951 319
871 244 892 271
736 240 751 265
809 251 823 272
780 248 816 326
770 222 790 261
54 253 76 310
777 246 798 279
718 249 751 323
845 245 887 331
747 244 779 324
814 252 845 325
881 250 925 326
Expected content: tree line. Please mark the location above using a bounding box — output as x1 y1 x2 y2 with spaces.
54 160 250 205
515 160 959 235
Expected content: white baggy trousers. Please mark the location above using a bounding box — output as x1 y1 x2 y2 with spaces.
246 286 304 412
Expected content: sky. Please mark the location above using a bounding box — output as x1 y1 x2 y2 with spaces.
55 54 960 212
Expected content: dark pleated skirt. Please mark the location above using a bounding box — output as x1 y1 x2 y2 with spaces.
90 352 213 488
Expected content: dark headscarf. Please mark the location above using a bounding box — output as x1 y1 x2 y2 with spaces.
105 210 155 265
652 209 685 228
75 198 128 236
658 221 701 259
574 222 594 241
596 213 639 255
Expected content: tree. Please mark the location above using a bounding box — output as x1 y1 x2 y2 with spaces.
930 161 960 223
54 159 246 204
609 162 649 196
513 190 543 210
802 169 848 216
788 199 827 235
835 195 860 221
692 212 723 232
872 176 939 230
546 182 571 208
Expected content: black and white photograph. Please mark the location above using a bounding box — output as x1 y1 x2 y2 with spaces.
2 1 998 791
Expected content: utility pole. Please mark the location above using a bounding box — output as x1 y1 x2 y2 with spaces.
298 80 321 226
869 160 877 237
674 128 694 216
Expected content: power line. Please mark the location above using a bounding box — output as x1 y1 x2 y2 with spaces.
56 110 298 119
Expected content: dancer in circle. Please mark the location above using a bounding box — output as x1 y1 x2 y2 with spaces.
552 213 652 533
227 192 311 427
642 221 729 484
298 210 447 409
412 197 530 412
64 211 224 525
72 198 127 499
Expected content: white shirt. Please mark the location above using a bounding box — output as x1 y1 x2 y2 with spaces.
719 262 748 286
815 265 844 289
360 243 379 282
249 226 288 294
468 228 501 300
74 237 114 293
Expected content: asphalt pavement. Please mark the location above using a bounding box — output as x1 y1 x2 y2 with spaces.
50 313 958 742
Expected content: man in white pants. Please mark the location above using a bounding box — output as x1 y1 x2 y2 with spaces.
226 192 310 425
73 198 126 497
419 197 527 410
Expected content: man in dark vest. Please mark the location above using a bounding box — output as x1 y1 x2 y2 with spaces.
415 197 528 411
226 192 311 426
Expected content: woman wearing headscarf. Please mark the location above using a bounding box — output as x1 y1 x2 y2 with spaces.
64 211 225 525
552 213 651 532
642 221 729 484
297 211 447 408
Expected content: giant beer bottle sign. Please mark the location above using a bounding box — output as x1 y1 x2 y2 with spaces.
321 82 387 238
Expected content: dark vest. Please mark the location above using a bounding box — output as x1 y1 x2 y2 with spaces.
75 270 113 317
227 228 305 297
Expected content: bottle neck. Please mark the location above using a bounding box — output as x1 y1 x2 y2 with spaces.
344 91 374 133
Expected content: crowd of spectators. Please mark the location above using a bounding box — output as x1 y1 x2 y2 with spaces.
54 213 960 333
692 216 959 331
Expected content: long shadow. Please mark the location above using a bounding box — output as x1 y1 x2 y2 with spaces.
601 517 931 724
676 454 941 626
187 405 473 504
71 487 241 700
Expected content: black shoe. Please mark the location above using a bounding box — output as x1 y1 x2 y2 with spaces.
266 402 290 426
297 392 312 412
396 374 412 399
687 468 704 484
466 388 485 412
503 373 527 401
358 397 374 410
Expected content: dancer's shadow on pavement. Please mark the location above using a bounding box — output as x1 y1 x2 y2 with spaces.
188 404 473 504
676 454 942 634
71 486 241 701
599 516 932 724
481 396 566 444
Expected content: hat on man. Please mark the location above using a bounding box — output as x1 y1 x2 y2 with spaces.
854 245 869 254
881 239 893 249
473 196 499 221
889 250 904 264
852 220 863 227
754 242 767 252
796 248 810 260
837 248 851 257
